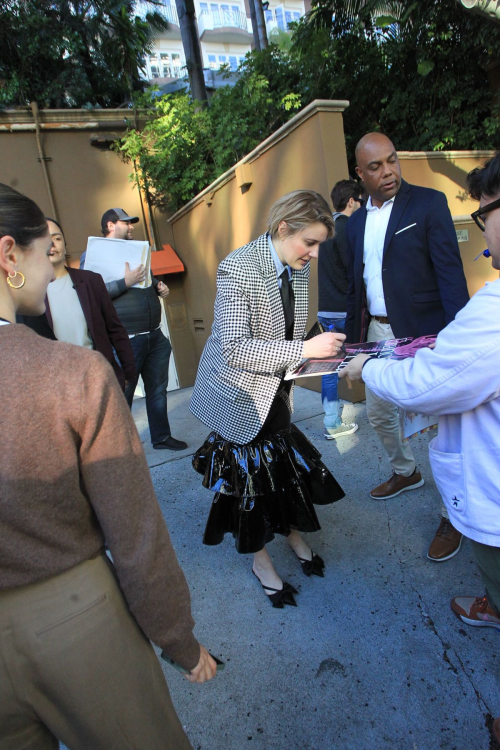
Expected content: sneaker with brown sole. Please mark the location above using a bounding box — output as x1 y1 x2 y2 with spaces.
427 515 463 562
450 595 500 631
370 469 424 500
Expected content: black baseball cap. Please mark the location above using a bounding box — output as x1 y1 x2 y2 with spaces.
101 208 139 233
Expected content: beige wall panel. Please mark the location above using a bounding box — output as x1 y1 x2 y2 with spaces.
0 130 146 266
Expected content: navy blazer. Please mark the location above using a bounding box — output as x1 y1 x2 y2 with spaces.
345 180 470 343
19 267 136 389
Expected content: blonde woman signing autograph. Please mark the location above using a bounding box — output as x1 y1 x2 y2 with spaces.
191 190 346 609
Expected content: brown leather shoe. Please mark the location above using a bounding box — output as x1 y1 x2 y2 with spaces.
493 717 500 744
370 469 424 500
427 515 462 562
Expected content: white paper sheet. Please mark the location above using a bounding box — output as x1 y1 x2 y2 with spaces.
84 237 151 288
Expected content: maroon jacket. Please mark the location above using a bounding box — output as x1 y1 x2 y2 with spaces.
20 267 136 389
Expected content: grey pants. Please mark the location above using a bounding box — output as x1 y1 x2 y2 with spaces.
0 553 192 750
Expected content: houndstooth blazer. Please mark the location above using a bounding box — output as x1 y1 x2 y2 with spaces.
190 233 310 444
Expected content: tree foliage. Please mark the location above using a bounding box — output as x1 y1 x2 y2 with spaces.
292 0 500 156
0 1 169 108
117 52 302 210
118 0 500 210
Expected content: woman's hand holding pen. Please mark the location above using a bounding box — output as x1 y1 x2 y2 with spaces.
303 332 346 359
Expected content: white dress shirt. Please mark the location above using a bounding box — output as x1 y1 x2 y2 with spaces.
363 196 395 316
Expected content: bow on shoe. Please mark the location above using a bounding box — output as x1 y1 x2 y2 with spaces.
268 582 298 608
299 553 325 578
253 570 298 608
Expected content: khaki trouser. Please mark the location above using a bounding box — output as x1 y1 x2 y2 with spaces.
365 318 416 477
0 553 192 750
365 319 449 518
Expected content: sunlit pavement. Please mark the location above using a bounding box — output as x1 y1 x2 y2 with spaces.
65 386 500 749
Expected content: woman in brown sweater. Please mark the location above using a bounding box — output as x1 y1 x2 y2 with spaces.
0 183 216 750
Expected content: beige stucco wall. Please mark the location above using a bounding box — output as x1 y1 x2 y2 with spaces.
0 127 150 265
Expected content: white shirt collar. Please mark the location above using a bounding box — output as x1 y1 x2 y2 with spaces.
366 195 396 212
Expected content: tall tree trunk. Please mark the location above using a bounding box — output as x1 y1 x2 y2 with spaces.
175 0 208 104
254 0 268 49
247 0 261 50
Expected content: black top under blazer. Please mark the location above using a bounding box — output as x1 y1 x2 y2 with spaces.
345 180 470 343
190 233 310 445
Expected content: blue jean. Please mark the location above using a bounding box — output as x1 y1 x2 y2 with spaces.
124 328 172 444
318 315 346 431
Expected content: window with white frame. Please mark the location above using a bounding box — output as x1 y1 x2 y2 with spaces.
273 7 301 30
207 53 246 70
147 52 183 79
200 2 245 28
160 52 183 77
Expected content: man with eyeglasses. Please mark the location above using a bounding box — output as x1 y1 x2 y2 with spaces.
340 150 500 743
345 132 469 562
318 179 365 439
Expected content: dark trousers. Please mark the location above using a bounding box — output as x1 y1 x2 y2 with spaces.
125 328 172 444
471 540 500 616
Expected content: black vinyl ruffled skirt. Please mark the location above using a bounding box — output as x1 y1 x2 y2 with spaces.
192 396 345 554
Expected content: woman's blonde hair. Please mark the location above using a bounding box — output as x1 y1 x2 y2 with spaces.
268 190 334 240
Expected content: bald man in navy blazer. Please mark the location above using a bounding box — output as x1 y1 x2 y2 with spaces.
345 133 469 561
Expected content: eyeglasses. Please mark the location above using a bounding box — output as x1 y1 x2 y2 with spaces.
471 197 500 231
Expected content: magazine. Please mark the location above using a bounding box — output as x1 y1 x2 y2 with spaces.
284 329 439 439
400 411 437 442
285 337 414 380
84 237 152 289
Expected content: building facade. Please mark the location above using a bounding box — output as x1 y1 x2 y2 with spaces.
141 0 309 84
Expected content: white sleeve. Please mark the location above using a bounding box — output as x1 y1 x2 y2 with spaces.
362 283 500 415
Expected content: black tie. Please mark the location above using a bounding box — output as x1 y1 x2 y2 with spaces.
279 269 295 338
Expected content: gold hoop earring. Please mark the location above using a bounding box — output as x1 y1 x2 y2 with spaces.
7 270 26 289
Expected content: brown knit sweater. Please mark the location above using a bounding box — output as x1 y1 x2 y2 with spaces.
0 324 200 670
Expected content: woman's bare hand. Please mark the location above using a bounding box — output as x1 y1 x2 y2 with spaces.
303 332 346 359
185 645 217 684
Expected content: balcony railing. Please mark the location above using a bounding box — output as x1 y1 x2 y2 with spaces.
162 4 180 25
198 7 250 32
135 1 179 26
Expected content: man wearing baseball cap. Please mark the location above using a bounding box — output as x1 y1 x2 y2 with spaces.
82 207 187 452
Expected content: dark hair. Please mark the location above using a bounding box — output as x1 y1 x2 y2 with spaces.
467 152 500 201
330 179 363 212
0 183 47 249
46 217 66 241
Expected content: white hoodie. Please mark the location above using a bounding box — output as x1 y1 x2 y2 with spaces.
362 278 500 546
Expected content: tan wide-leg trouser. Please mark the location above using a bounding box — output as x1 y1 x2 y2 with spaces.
0 553 192 750
365 318 416 477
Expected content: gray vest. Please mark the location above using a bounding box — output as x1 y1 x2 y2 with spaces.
113 285 161 335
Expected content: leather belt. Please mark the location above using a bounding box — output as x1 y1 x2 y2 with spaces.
372 315 390 324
